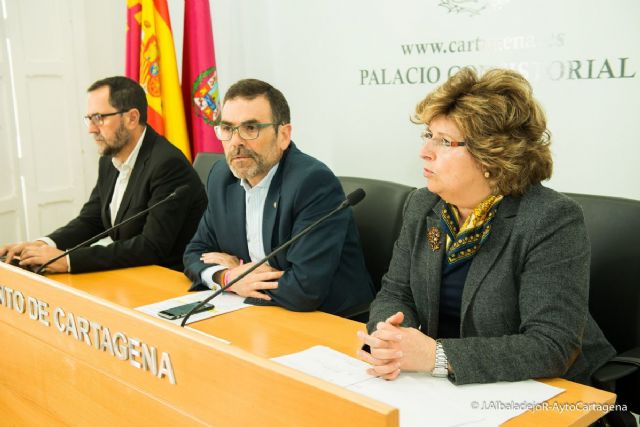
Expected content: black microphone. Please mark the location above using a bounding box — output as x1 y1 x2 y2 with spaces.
34 185 190 275
180 188 366 326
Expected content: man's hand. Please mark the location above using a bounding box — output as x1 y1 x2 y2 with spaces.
18 245 69 273
224 262 283 300
200 251 241 268
1 241 47 264
356 311 437 380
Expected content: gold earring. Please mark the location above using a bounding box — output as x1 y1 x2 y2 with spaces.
484 171 490 179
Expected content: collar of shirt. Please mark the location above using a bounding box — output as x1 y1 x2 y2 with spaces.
111 126 146 175
239 162 280 193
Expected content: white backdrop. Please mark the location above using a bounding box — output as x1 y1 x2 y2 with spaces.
168 0 640 199
2 0 639 242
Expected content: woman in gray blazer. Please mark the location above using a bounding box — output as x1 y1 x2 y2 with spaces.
357 68 615 385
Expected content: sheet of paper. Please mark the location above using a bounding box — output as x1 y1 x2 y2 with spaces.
350 374 483 427
135 290 250 325
446 377 564 426
273 345 372 387
272 345 564 427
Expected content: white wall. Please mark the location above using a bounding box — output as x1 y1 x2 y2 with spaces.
2 0 639 242
1 0 97 242
172 0 640 199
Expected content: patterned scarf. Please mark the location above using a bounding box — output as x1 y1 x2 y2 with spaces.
440 194 504 266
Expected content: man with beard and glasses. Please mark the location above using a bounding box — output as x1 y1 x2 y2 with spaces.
183 79 375 316
1 76 206 273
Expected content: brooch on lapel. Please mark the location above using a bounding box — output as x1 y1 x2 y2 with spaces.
427 227 442 252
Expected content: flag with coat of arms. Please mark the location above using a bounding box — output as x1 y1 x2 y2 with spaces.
181 0 224 155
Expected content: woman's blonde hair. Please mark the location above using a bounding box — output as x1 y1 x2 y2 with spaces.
415 67 552 196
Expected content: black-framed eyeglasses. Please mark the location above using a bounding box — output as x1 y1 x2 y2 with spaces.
214 122 279 141
83 111 126 127
421 129 467 148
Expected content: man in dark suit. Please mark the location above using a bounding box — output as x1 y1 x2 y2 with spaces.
0 76 206 273
183 79 374 316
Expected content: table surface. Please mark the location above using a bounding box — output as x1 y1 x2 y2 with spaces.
52 265 617 426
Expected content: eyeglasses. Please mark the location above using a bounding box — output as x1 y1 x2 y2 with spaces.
421 129 466 148
83 111 126 127
214 122 279 141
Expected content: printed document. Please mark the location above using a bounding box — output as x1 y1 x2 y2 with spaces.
273 345 564 427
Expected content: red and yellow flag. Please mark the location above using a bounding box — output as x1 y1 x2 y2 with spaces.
125 0 191 161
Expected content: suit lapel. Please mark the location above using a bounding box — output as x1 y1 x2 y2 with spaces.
460 195 519 323
226 180 250 261
262 185 281 257
114 130 153 226
102 160 119 228
262 162 285 258
422 199 446 336
262 145 295 260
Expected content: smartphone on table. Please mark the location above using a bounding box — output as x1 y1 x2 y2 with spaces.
157 301 215 320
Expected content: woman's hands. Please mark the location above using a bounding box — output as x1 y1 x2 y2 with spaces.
357 311 437 380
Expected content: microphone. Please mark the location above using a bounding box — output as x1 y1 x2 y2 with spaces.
180 188 366 326
34 185 190 275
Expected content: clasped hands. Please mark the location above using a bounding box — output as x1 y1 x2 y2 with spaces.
0 241 68 273
356 311 438 380
200 251 282 301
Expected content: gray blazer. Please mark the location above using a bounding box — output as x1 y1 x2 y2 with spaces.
368 184 615 385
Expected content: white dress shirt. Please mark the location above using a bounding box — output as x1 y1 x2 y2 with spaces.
109 127 146 225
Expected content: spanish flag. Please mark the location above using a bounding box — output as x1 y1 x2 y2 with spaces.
125 0 191 161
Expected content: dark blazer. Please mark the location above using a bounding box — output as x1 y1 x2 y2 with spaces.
184 142 375 315
48 126 206 273
368 184 615 385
